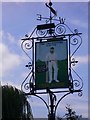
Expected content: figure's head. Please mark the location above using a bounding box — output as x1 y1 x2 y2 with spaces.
50 47 54 54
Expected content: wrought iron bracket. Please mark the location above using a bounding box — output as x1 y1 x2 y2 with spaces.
21 1 83 119
21 30 83 96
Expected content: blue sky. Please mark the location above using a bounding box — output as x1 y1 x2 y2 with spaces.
1 1 88 118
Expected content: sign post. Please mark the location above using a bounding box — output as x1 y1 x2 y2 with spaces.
21 1 83 119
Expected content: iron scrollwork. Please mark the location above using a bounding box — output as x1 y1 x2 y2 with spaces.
70 34 82 57
21 69 35 93
55 24 66 35
21 39 33 60
21 1 83 96
21 71 32 93
71 58 78 66
21 27 83 95
71 67 83 96
21 38 34 93
20 2 83 119
36 29 47 37
69 32 83 96
35 23 74 37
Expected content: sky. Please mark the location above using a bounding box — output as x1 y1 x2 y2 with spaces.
1 1 88 119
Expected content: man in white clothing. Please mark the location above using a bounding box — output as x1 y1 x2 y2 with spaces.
45 47 59 83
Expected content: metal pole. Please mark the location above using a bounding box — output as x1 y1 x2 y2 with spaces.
68 35 73 91
48 89 56 120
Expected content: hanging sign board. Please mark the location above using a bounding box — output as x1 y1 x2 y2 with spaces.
35 38 69 90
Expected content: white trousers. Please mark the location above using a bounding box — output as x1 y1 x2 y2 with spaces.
48 61 58 82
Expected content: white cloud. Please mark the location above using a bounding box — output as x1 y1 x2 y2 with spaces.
0 30 33 89
0 43 21 77
21 71 30 79
69 55 88 69
1 80 21 90
0 3 2 31
1 31 17 44
70 19 88 29
7 32 16 43
75 55 88 64
56 94 88 118
0 31 3 38
30 93 88 118
0 30 25 77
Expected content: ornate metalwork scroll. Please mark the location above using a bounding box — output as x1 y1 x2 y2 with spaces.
21 2 83 120
21 2 83 96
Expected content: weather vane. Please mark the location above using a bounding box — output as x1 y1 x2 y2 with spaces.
37 0 65 25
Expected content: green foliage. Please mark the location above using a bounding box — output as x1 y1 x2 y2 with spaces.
2 85 33 120
65 105 82 120
57 105 82 120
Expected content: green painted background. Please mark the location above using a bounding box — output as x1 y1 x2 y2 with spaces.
35 59 69 90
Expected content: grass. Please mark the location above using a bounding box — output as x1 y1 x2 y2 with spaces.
35 59 69 90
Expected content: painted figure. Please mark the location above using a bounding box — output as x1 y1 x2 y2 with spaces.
45 47 59 83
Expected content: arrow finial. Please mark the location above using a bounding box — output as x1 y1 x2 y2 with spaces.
45 1 57 16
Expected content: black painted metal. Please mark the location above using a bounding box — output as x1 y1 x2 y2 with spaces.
21 1 83 119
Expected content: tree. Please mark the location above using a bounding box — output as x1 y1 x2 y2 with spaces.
2 85 33 120
57 104 82 120
65 105 82 120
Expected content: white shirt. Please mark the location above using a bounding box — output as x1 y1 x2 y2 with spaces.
45 52 57 62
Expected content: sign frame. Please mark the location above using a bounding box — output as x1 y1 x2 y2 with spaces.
35 38 69 90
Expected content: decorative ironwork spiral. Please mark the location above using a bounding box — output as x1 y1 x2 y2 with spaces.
71 58 75 66
24 83 30 90
55 24 66 35
71 58 78 66
21 70 33 93
21 39 32 50
21 39 33 60
25 42 32 50
70 35 79 45
36 29 47 37
70 35 82 57
72 68 83 91
73 80 80 88
78 91 83 97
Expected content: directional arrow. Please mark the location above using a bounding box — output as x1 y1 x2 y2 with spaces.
45 2 57 16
